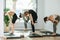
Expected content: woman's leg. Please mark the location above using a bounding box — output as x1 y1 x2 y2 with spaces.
24 22 27 30
11 19 17 34
11 23 14 34
52 23 57 35
31 21 35 33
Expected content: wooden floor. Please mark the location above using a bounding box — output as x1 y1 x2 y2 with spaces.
7 37 60 40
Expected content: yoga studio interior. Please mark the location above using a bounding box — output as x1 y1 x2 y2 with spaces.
0 0 60 40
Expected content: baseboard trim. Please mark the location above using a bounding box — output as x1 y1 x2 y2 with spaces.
15 29 40 31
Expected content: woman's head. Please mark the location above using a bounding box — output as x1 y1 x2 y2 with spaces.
24 11 30 17
7 11 14 16
44 15 54 23
44 17 48 23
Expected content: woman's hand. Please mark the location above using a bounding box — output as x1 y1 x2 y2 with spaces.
32 21 35 25
53 20 58 24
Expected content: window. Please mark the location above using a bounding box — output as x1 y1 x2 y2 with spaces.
6 0 37 16
16 0 36 10
6 0 13 10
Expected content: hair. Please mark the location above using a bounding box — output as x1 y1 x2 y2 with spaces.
44 17 48 23
19 13 22 18
28 9 36 14
24 11 29 16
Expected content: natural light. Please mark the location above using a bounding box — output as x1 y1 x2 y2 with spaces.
6 0 36 10
6 0 36 16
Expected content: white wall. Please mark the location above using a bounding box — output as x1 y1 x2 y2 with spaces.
44 0 60 34
36 0 44 29
0 0 4 40
36 0 60 34
44 0 60 16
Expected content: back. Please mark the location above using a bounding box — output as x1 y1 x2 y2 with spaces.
29 10 38 21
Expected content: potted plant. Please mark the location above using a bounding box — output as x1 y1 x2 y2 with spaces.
4 8 10 15
4 15 10 32
4 8 10 32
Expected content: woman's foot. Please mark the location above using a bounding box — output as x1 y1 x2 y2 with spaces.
10 32 14 35
51 33 56 35
24 28 27 31
30 32 35 34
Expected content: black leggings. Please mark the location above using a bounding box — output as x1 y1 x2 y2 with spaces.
31 21 35 32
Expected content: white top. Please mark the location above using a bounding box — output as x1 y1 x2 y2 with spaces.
50 14 59 20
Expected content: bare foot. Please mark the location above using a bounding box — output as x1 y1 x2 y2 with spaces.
51 33 56 35
32 32 36 34
24 28 27 31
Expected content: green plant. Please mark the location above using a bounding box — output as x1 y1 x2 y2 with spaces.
4 8 10 27
4 15 10 27
4 8 10 13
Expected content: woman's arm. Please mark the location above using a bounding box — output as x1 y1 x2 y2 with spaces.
29 14 34 24
49 15 58 24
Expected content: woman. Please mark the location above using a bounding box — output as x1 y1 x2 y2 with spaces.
24 10 38 34
44 14 60 35
8 11 17 34
23 12 29 31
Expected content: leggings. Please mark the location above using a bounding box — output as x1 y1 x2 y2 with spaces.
24 22 27 28
31 21 35 32
53 23 57 33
